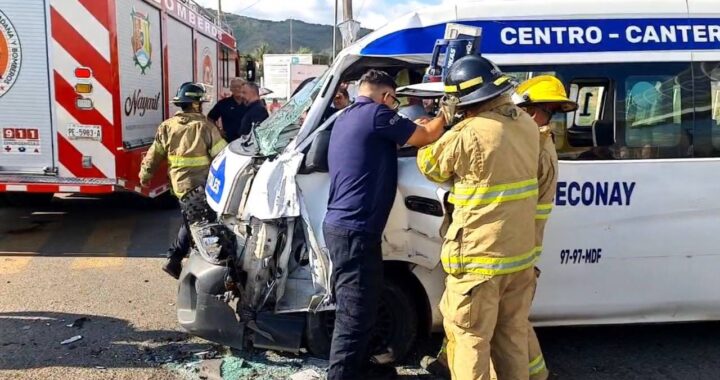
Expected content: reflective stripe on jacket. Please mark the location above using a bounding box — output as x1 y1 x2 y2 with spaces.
535 126 559 250
139 112 227 198
417 95 540 278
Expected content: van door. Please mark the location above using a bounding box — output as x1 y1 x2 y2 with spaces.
0 0 56 174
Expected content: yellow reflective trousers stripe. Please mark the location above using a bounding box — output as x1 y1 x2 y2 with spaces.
536 202 553 220
168 155 211 168
441 247 541 276
209 140 228 157
449 178 538 206
529 354 547 376
419 148 451 183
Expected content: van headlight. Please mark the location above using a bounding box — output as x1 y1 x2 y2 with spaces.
190 222 237 265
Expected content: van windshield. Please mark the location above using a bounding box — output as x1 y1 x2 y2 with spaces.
253 70 330 156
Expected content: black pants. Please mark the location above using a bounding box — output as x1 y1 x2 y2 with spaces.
167 212 190 260
323 223 384 380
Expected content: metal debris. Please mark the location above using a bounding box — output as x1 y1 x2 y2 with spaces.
66 317 89 328
290 369 323 380
193 349 221 360
60 335 83 345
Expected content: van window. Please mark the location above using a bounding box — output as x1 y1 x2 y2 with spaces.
689 62 720 157
624 76 682 148
574 85 605 127
711 68 720 148
506 71 556 84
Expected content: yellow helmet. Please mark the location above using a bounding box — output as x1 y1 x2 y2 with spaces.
514 75 578 113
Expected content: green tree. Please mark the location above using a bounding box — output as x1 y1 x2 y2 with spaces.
297 46 313 55
252 42 271 79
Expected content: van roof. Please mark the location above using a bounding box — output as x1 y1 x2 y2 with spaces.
342 0 720 64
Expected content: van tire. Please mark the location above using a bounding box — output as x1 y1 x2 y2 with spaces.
305 276 419 364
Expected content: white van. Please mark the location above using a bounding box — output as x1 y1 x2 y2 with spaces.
177 0 720 362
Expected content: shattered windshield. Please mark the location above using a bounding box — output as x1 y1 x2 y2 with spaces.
253 70 330 156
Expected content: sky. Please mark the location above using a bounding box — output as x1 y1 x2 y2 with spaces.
195 0 445 30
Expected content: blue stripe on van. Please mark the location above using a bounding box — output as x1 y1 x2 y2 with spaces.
360 18 720 56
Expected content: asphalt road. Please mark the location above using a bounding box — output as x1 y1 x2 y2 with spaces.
1 195 719 380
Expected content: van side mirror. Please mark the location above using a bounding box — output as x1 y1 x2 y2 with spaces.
299 129 332 174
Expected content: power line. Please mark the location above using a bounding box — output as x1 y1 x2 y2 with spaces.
238 0 263 13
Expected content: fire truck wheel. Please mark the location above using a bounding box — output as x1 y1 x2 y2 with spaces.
304 276 419 364
1 192 55 208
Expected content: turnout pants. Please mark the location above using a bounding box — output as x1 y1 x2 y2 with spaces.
436 267 548 380
441 267 536 380
527 267 548 380
323 223 384 380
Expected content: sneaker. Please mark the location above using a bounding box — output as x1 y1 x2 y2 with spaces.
363 362 398 379
162 258 182 279
420 355 450 379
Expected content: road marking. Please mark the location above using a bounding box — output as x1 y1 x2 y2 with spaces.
70 257 125 270
82 215 137 255
0 257 33 274
0 217 63 254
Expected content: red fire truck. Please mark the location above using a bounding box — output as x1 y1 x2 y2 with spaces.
0 0 238 198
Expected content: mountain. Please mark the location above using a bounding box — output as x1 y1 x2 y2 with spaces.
220 13 373 56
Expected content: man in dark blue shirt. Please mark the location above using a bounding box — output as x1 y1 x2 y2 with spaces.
239 82 269 138
207 78 247 142
323 70 446 380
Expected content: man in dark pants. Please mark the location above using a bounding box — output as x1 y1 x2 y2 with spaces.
208 78 247 142
140 83 227 278
323 69 447 380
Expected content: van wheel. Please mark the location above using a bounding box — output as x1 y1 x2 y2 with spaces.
305 277 419 364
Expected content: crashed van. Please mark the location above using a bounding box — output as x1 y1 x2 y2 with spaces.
177 0 720 361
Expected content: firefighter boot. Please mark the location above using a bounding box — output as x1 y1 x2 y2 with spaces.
420 355 450 379
162 257 183 279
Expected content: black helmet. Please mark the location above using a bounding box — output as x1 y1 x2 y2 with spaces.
444 55 515 107
172 82 207 105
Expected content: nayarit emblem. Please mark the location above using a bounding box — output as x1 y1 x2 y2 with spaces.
131 8 152 74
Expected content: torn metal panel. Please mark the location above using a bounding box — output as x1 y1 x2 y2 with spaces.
243 153 304 221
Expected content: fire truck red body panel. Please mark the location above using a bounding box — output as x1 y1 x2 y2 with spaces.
0 0 237 196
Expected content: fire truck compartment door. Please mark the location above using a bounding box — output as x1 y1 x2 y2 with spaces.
0 0 56 174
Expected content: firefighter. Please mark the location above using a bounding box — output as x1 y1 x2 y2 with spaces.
514 75 578 380
422 75 578 380
417 55 540 380
139 82 228 279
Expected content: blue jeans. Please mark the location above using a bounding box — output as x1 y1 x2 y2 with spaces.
323 223 384 380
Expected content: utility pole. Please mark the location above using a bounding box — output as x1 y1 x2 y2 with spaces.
342 0 352 21
338 0 360 49
290 19 294 53
216 0 222 26
332 0 338 61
